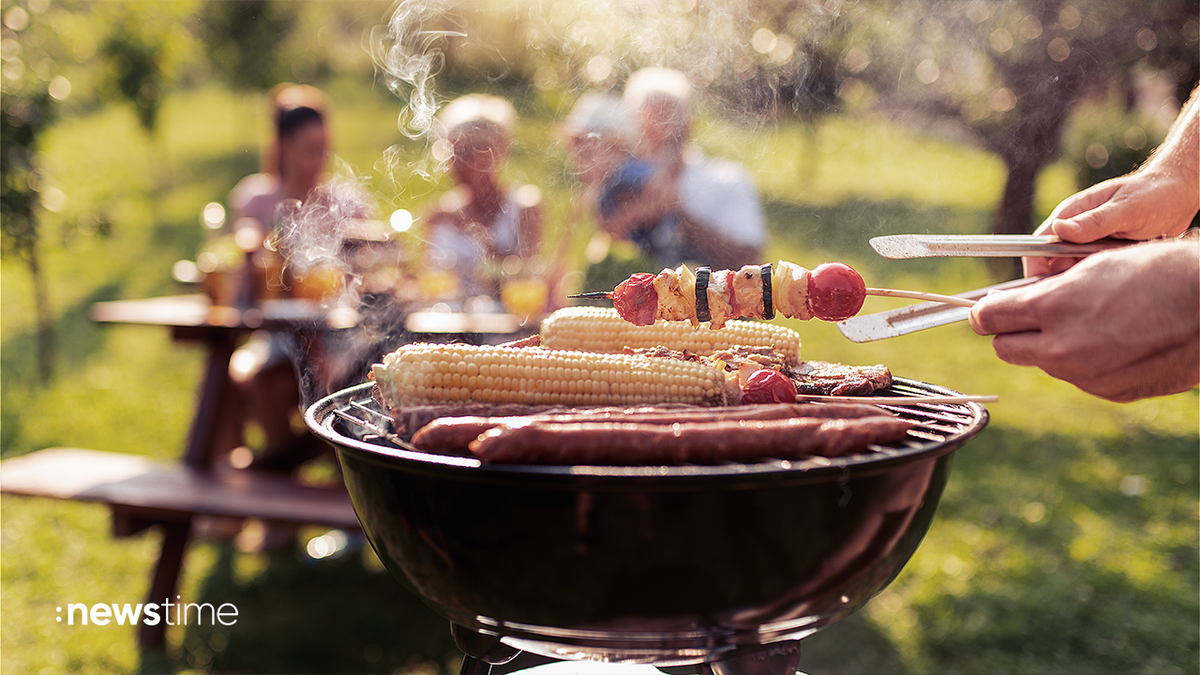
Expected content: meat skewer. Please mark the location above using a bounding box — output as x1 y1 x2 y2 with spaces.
570 261 975 329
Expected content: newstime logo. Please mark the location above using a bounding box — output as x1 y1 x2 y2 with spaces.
56 596 238 627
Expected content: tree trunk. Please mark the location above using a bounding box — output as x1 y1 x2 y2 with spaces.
993 158 1039 236
989 156 1042 279
28 238 55 381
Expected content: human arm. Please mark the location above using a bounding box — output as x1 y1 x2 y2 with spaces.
599 153 766 269
1027 86 1199 276
970 238 1200 402
597 167 680 240
674 214 762 271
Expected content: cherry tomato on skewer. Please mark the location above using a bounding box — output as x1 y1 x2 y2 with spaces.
807 262 867 322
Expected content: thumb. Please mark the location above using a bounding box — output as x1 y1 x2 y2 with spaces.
1050 200 1126 242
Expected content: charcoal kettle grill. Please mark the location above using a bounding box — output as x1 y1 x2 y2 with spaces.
305 379 988 674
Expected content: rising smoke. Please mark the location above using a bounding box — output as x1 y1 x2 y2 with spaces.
282 0 848 403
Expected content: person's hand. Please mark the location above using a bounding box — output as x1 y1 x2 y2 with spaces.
1026 170 1199 277
971 239 1199 402
600 172 679 239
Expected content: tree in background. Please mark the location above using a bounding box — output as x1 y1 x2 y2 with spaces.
1 89 58 381
1 2 68 380
841 0 1198 247
99 18 166 134
1 0 202 379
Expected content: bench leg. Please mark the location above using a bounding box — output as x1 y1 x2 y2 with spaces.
137 518 192 648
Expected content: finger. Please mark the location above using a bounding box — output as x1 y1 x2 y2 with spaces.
1061 187 1116 216
1044 181 1125 241
1023 256 1053 277
989 330 1048 367
1050 214 1111 242
1024 255 1080 277
1050 201 1130 242
1044 181 1118 221
969 289 1046 335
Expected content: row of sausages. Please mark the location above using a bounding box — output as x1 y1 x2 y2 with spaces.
403 402 914 465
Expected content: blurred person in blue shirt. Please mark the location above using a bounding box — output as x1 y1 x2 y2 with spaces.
598 67 766 271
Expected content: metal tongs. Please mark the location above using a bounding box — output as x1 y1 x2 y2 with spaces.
838 275 1044 343
838 234 1138 343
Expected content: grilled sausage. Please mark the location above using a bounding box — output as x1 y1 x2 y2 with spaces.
410 403 891 453
468 415 912 465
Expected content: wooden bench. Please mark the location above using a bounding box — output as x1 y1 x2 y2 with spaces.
0 447 360 646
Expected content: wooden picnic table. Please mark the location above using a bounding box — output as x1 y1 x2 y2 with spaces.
2 292 536 646
88 294 357 467
2 294 362 647
403 307 531 343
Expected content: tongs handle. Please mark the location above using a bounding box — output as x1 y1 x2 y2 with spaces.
869 234 1137 259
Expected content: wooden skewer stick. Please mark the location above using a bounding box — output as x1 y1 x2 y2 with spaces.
796 394 998 404
865 288 976 308
572 288 977 308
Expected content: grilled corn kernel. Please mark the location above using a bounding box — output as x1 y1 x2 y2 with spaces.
540 306 801 366
372 342 726 409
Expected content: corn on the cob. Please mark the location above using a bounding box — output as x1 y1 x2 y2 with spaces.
539 306 802 366
372 342 726 409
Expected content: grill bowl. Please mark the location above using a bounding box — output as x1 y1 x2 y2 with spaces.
305 379 987 665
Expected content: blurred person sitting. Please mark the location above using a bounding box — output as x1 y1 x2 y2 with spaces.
422 94 544 303
559 92 642 219
969 85 1198 403
223 84 370 478
230 84 331 241
600 67 766 271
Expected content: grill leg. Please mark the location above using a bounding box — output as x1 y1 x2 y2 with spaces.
705 641 803 675
451 622 521 666
459 655 493 675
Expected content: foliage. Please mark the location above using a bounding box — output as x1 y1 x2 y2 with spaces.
0 0 70 260
0 80 53 262
98 20 167 133
1 0 72 379
201 0 302 92
839 0 1198 155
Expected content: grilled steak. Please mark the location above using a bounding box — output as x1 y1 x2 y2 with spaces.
624 344 790 373
789 361 893 396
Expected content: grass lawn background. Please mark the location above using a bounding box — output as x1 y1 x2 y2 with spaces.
2 77 1196 675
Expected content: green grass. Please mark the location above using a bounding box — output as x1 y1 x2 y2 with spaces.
2 78 1197 675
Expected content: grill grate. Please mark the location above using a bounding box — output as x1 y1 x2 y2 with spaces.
328 378 983 467
859 381 981 453
333 398 416 450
